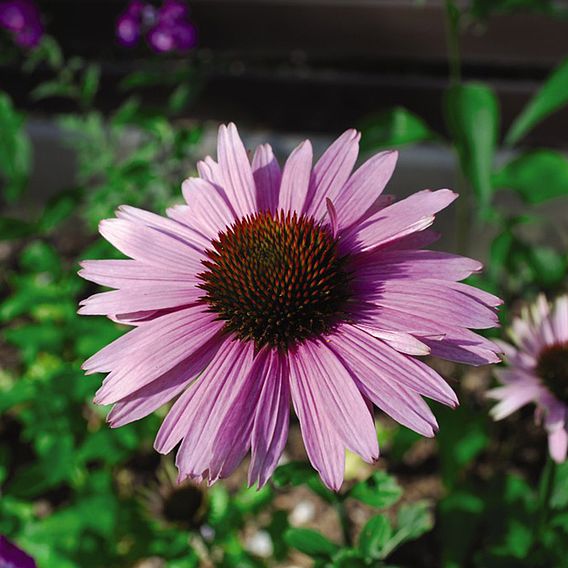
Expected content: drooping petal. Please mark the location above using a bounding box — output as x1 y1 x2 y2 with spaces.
248 350 290 487
278 140 313 214
331 326 439 437
92 307 224 405
252 143 281 213
488 382 544 420
306 129 360 220
107 333 225 427
289 339 379 490
334 150 398 231
217 123 257 217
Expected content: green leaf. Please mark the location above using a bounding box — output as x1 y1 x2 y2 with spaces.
332 549 367 567
20 241 61 274
493 150 568 204
0 92 32 202
349 471 402 509
396 501 434 542
506 57 568 145
284 528 339 559
527 246 567 287
551 461 568 509
358 514 392 560
81 64 100 107
273 461 337 503
360 106 435 153
445 83 500 213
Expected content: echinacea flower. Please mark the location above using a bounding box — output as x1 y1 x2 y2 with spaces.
79 123 502 490
0 535 36 568
488 295 568 462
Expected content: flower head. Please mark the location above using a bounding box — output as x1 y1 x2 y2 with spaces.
0 535 36 568
488 295 568 462
79 124 502 490
0 0 43 48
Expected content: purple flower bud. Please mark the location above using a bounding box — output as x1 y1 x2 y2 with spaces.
0 0 43 48
172 21 197 51
159 0 188 23
0 535 37 568
116 12 141 47
147 23 176 53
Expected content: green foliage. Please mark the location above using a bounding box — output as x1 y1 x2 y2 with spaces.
359 107 435 153
493 150 568 204
348 470 402 509
506 57 568 146
445 82 500 215
0 92 32 202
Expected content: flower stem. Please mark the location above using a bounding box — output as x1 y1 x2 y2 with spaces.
335 499 353 547
537 455 557 532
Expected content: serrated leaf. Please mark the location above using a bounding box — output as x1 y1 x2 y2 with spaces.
349 471 402 509
506 57 568 145
284 528 339 559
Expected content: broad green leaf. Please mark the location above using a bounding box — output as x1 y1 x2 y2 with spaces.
506 57 568 145
284 528 338 559
348 470 402 509
360 106 435 152
445 83 499 213
358 514 392 560
332 549 367 567
493 150 568 203
0 92 32 201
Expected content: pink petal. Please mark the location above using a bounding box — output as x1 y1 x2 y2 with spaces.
552 296 568 342
331 326 439 437
115 205 207 256
172 340 255 481
92 307 224 405
354 325 431 356
181 177 236 240
78 287 201 316
217 123 257 217
549 427 568 462
99 218 202 273
209 348 273 481
289 340 379 490
252 143 281 213
488 382 543 421
346 189 457 252
334 150 398 231
278 140 313 214
107 333 225 427
354 250 483 282
248 349 290 487
305 129 360 220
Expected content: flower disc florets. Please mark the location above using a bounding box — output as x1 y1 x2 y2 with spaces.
198 210 351 349
537 342 568 405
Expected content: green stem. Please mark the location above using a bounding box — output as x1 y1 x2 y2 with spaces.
444 0 462 85
335 499 353 548
537 455 557 532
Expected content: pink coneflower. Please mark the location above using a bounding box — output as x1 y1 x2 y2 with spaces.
488 295 568 462
79 124 501 490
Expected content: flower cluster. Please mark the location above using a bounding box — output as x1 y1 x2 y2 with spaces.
79 124 502 490
0 0 43 48
116 0 197 53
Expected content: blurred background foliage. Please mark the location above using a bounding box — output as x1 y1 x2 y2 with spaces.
1 0 568 566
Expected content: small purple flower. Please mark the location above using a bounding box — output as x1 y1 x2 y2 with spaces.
0 535 36 568
0 0 43 48
159 0 188 23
